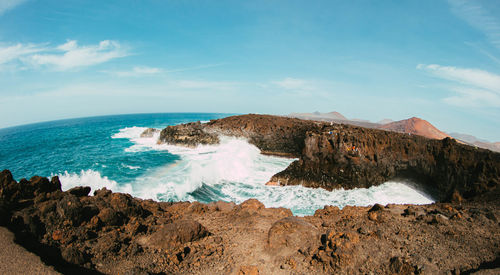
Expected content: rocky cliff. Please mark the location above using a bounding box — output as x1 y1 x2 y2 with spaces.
159 114 500 202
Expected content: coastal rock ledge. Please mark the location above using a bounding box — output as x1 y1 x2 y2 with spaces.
160 114 500 202
0 170 499 274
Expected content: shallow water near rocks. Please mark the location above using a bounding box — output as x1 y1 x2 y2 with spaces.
0 113 434 215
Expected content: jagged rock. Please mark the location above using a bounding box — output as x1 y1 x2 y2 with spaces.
159 121 219 147
98 207 123 226
68 186 91 197
140 128 159 138
0 172 498 274
57 195 85 225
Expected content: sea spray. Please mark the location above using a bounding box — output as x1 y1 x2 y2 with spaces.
104 126 434 215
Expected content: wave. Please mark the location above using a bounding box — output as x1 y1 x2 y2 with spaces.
87 126 436 215
56 170 133 195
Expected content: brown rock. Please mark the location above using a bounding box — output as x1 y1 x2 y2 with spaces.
368 211 378 221
67 186 91 197
238 265 259 275
265 181 279 186
268 216 320 256
98 208 123 226
61 245 86 265
140 220 209 250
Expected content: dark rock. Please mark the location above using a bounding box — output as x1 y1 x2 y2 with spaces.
159 121 219 147
61 245 86 265
140 128 159 138
68 186 91 197
368 204 385 212
56 195 84 225
389 257 416 275
98 207 123 226
94 187 112 197
161 114 500 202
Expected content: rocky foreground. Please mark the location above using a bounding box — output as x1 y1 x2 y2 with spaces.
0 170 499 274
0 114 499 274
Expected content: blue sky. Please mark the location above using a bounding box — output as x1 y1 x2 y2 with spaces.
1 0 500 141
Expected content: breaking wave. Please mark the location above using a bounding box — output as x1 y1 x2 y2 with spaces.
58 126 434 216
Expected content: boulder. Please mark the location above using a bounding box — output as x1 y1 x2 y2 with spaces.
68 186 91 197
98 207 123 226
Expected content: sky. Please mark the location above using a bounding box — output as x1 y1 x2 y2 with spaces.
0 0 500 141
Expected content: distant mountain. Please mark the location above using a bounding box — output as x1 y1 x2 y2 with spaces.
289 111 347 121
288 111 381 129
289 112 500 152
377 118 394 124
448 132 500 153
378 117 450 140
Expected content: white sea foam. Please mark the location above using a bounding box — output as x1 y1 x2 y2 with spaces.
56 170 133 194
67 126 435 215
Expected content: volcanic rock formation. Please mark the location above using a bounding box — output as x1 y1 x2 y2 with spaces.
160 114 500 202
0 170 499 274
378 117 451 140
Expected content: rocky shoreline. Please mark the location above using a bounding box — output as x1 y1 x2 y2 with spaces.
0 114 499 274
161 114 500 202
0 170 498 274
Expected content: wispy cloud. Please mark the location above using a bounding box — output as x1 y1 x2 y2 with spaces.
0 0 28 15
105 66 163 77
164 63 225 73
273 77 312 90
448 0 500 50
417 64 500 107
103 63 224 77
0 42 43 65
0 40 129 71
27 40 129 70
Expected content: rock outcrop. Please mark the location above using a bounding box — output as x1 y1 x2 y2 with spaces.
160 114 500 202
159 121 219 147
0 170 498 274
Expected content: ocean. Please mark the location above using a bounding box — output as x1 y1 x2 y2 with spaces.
0 113 433 215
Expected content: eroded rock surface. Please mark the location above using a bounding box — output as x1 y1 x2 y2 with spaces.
0 170 499 274
161 114 500 202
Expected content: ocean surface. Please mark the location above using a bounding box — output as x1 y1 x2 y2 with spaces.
0 113 434 215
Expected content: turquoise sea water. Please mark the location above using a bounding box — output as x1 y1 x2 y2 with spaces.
0 113 433 215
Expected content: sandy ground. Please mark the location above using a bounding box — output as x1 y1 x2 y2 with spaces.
0 227 60 275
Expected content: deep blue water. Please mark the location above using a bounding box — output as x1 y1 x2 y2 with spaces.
0 113 230 182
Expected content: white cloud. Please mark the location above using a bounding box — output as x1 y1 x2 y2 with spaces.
273 77 311 90
0 0 28 15
0 43 42 64
28 40 128 70
448 0 500 50
418 63 500 107
175 80 237 90
106 66 163 77
0 40 129 71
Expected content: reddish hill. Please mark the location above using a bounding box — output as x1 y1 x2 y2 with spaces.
378 117 451 140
